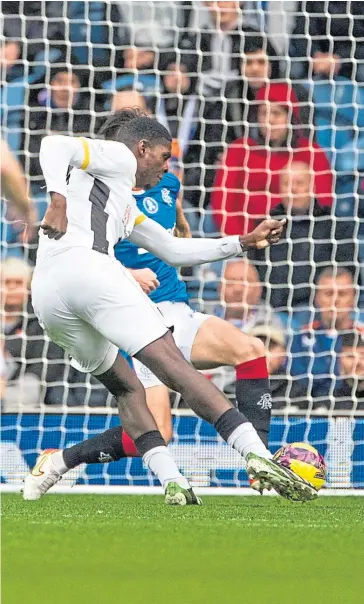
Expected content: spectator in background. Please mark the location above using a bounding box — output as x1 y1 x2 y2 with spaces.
289 1 364 83
1 1 65 61
182 1 260 97
206 33 311 147
157 51 199 179
103 45 159 101
184 32 282 210
123 46 156 72
212 83 333 236
250 161 355 311
25 64 99 188
0 40 22 82
2 257 44 407
116 1 190 49
111 89 150 114
219 258 283 332
333 331 364 410
289 267 362 401
208 33 281 144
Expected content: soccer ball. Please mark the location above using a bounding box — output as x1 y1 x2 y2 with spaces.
273 442 326 491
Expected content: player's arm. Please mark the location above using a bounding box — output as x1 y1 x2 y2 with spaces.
39 135 129 239
129 214 286 267
175 193 191 238
39 135 91 239
1 139 35 227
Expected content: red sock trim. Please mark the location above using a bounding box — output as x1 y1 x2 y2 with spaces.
121 432 140 457
236 356 268 380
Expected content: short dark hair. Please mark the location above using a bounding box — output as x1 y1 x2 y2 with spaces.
98 109 171 148
316 266 354 285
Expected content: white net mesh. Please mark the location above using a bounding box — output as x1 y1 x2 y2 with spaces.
1 0 364 491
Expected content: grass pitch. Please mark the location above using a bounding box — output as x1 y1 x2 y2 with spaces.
2 494 363 604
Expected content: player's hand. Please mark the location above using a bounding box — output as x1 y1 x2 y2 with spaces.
239 219 286 251
129 268 160 294
175 218 191 238
41 192 68 240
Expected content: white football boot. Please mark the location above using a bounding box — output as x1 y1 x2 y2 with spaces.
23 449 63 500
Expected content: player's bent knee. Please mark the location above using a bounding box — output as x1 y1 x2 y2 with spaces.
231 334 266 366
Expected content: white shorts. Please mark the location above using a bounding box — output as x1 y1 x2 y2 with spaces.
31 248 169 374
133 301 209 388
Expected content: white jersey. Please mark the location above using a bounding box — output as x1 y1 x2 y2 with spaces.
37 136 145 263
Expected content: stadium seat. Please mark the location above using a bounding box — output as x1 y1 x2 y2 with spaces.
308 76 364 174
68 1 111 66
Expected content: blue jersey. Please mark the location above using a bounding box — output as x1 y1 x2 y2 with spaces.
114 172 188 304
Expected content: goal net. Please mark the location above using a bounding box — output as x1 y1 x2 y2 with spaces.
1 1 364 493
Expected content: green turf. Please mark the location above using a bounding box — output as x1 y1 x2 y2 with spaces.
2 494 363 604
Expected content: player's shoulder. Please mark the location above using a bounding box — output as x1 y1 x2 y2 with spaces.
159 172 181 193
85 136 128 154
85 137 136 167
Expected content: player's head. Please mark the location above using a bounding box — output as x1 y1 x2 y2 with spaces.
99 109 171 189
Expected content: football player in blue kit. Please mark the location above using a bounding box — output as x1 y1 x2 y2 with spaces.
116 170 274 475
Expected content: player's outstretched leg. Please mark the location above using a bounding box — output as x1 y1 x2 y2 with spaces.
136 332 317 502
23 353 201 506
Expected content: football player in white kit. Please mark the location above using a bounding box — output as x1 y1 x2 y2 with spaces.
24 112 317 504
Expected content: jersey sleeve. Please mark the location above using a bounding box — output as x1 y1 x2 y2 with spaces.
80 138 137 179
134 211 147 227
39 135 136 198
163 172 181 196
129 214 242 266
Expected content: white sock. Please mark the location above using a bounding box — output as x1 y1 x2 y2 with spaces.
143 446 190 490
227 423 273 460
51 451 68 474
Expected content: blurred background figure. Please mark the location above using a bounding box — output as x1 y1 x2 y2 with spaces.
1 257 42 408
334 331 364 410
111 89 150 114
219 258 271 329
26 64 97 189
289 267 362 401
212 83 333 236
289 1 364 83
250 161 356 312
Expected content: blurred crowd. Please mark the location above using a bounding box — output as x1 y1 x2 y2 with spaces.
2 0 364 412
